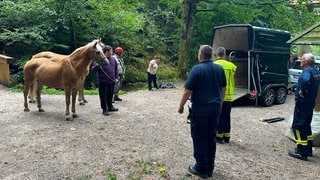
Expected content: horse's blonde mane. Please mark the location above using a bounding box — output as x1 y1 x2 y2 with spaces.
69 39 103 57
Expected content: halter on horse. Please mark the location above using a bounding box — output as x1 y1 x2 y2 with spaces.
23 39 108 120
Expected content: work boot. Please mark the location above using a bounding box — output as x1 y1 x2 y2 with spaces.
114 95 122 101
188 165 208 179
216 137 224 144
108 106 119 112
102 109 109 116
224 137 230 143
288 149 307 161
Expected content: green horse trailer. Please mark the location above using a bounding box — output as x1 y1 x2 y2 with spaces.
212 24 291 106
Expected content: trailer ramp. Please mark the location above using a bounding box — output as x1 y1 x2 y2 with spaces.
233 87 249 101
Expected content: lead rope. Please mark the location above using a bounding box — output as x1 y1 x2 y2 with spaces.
99 66 116 83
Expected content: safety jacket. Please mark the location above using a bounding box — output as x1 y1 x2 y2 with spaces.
214 59 237 101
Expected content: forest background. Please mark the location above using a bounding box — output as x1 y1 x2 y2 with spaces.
0 0 319 90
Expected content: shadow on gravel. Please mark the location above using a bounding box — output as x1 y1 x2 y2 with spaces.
232 96 256 107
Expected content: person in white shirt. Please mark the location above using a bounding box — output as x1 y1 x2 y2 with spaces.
147 55 161 91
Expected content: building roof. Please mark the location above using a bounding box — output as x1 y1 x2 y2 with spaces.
287 22 320 45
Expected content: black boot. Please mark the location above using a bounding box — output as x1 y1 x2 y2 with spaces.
307 140 313 157
216 137 224 144
224 137 230 143
108 106 119 112
188 165 208 179
288 145 307 161
114 95 122 101
102 109 109 116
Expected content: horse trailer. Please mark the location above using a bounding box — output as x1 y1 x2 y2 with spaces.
212 24 291 106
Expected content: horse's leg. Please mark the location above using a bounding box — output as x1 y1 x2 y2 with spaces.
78 88 85 105
24 82 31 112
78 88 82 103
82 80 88 104
28 81 36 103
36 83 45 112
64 89 72 121
78 79 87 105
72 89 79 118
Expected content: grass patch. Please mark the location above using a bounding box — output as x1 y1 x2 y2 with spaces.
126 159 169 179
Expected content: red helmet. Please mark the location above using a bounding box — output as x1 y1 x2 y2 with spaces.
115 47 124 54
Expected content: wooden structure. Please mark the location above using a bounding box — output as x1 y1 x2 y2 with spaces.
0 54 14 86
287 22 320 45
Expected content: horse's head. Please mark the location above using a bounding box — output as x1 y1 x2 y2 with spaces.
91 39 109 66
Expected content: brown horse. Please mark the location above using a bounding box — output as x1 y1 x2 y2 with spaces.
23 39 108 120
29 51 91 105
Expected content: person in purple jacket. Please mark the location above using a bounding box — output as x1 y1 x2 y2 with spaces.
91 45 119 116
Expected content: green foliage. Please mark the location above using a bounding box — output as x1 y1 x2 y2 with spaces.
125 65 147 83
0 0 57 55
157 66 178 82
185 0 320 72
2 0 320 88
9 55 32 85
0 0 182 89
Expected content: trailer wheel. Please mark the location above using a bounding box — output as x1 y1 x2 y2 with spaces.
275 87 287 104
259 88 275 107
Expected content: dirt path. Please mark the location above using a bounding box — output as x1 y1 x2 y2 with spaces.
0 84 319 179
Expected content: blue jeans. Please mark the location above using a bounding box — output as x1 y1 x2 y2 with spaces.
191 103 221 175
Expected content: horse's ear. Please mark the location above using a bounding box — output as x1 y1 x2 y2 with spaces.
93 41 98 49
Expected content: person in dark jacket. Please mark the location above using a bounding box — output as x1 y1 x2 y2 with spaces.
178 45 226 179
288 53 320 161
91 45 119 116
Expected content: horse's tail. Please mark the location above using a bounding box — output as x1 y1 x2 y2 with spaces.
28 80 37 103
23 59 39 107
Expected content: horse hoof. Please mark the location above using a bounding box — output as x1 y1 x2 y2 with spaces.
83 100 88 103
72 114 79 118
79 102 85 106
24 108 30 112
29 100 36 103
38 109 45 112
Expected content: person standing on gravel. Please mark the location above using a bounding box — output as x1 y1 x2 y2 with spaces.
147 55 161 91
214 47 237 144
178 45 226 179
91 45 119 116
113 47 125 101
288 53 320 161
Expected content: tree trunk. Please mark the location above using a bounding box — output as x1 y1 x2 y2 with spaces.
178 0 198 79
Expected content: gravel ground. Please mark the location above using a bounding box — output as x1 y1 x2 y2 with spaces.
0 83 320 180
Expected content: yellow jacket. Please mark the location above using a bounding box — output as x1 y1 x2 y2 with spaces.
214 59 237 101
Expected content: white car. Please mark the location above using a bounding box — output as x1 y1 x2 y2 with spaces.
288 59 320 90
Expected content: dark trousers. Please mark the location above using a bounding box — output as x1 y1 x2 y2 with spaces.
147 72 158 90
217 101 232 139
98 83 114 111
292 99 314 156
191 103 221 175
